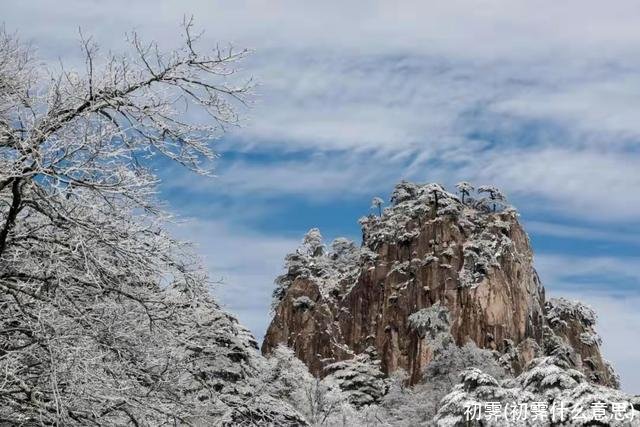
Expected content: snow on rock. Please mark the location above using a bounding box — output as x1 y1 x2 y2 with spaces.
546 297 597 328
408 302 451 341
544 298 618 388
272 231 376 308
293 296 316 310
263 180 618 394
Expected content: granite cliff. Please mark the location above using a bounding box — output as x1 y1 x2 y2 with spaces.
262 181 619 390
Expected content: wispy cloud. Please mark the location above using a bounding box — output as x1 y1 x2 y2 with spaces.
6 1 640 222
536 253 640 294
179 145 640 222
526 221 640 245
463 148 640 222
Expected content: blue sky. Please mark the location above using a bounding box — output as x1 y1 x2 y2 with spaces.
3 0 640 392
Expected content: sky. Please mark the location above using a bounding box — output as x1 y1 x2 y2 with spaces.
3 0 640 393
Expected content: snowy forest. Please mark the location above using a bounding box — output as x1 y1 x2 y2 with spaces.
1 17 639 427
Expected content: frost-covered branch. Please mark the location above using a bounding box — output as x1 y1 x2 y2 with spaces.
0 21 292 425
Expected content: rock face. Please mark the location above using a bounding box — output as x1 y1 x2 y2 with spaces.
262 181 618 388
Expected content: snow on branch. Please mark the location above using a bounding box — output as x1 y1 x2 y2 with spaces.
0 22 305 426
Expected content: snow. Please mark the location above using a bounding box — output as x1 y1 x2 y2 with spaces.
434 355 639 426
265 180 632 425
546 297 597 328
293 296 316 310
408 302 451 341
323 351 388 407
580 332 602 347
357 182 518 291
455 181 474 198
273 230 377 307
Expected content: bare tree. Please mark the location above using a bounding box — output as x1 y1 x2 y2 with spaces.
0 21 307 426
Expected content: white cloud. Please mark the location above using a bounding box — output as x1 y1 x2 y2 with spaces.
216 154 405 199
525 221 640 245
536 253 640 286
492 75 640 143
7 0 640 59
463 148 640 221
221 146 640 222
6 0 640 151
160 142 640 224
5 0 640 222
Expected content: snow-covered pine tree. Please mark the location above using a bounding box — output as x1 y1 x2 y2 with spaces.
455 181 474 204
371 196 384 216
478 185 507 212
303 228 325 257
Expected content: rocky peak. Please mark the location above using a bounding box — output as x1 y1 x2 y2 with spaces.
262 181 618 390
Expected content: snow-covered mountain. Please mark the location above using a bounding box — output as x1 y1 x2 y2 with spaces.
260 181 639 425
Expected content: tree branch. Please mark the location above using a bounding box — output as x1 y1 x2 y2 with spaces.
0 178 22 257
